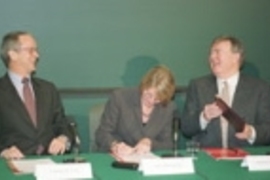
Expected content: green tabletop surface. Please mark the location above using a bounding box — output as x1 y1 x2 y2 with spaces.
1 147 270 180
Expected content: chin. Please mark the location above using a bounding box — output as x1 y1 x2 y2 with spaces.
30 67 37 74
212 68 222 75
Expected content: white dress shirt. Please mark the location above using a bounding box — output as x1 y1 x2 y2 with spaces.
199 72 256 144
8 70 35 102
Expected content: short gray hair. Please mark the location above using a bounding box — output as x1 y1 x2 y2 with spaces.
0 31 30 67
211 35 244 66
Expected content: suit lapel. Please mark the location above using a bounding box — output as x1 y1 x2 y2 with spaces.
2 74 35 128
125 89 149 141
228 74 248 143
143 105 163 135
32 79 46 130
205 75 222 141
232 74 247 110
207 75 218 102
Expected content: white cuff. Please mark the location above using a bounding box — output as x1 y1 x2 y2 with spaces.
200 112 209 130
247 126 256 144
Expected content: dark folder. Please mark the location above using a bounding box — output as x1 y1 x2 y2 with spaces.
215 97 245 132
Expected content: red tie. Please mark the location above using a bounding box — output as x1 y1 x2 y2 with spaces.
22 78 37 127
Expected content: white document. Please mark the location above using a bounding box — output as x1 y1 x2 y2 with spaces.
139 157 195 176
8 158 55 174
119 152 160 163
241 155 270 171
35 162 93 180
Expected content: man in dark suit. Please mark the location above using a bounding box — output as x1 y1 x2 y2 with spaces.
182 36 270 148
0 31 72 159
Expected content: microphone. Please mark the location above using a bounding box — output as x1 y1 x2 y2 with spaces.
162 110 181 157
69 120 81 156
172 112 180 157
63 116 85 163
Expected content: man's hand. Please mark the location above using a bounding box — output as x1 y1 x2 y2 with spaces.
235 124 253 140
134 138 151 154
0 146 24 159
48 135 68 155
203 102 223 121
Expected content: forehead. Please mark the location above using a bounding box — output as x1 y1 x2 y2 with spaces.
18 34 37 47
144 87 159 96
145 87 157 93
211 40 232 51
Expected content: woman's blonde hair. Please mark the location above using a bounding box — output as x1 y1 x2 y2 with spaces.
139 65 176 105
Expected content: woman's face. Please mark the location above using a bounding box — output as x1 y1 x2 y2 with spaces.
141 87 161 108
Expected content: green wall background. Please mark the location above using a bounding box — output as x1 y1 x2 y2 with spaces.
1 1 270 151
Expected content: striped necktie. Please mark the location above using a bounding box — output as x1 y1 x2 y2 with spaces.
220 81 230 148
22 78 37 127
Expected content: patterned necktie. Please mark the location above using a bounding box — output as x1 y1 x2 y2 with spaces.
22 78 37 127
220 81 230 148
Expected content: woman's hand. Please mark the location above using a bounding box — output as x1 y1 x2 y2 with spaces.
111 142 134 160
134 138 152 154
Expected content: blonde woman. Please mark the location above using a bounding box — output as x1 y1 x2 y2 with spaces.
95 65 177 157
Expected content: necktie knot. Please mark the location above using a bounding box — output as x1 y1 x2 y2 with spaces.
22 78 30 84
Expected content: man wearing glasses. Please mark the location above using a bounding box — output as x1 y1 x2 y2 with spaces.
0 31 72 159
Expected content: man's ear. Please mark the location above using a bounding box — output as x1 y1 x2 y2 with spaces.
233 53 241 65
7 50 18 62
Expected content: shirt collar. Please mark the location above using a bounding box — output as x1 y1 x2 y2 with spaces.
217 72 240 88
8 70 31 85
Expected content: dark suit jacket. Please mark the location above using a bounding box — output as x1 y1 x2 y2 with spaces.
95 88 177 152
182 73 270 148
0 74 71 155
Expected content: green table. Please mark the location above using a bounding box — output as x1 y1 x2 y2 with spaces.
1 147 270 180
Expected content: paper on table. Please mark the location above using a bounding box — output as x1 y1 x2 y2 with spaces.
118 152 160 163
35 162 93 180
7 158 55 174
139 157 195 175
241 155 270 171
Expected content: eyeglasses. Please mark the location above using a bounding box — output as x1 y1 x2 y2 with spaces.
16 47 39 54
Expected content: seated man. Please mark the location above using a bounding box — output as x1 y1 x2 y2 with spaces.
0 31 72 159
181 36 270 148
